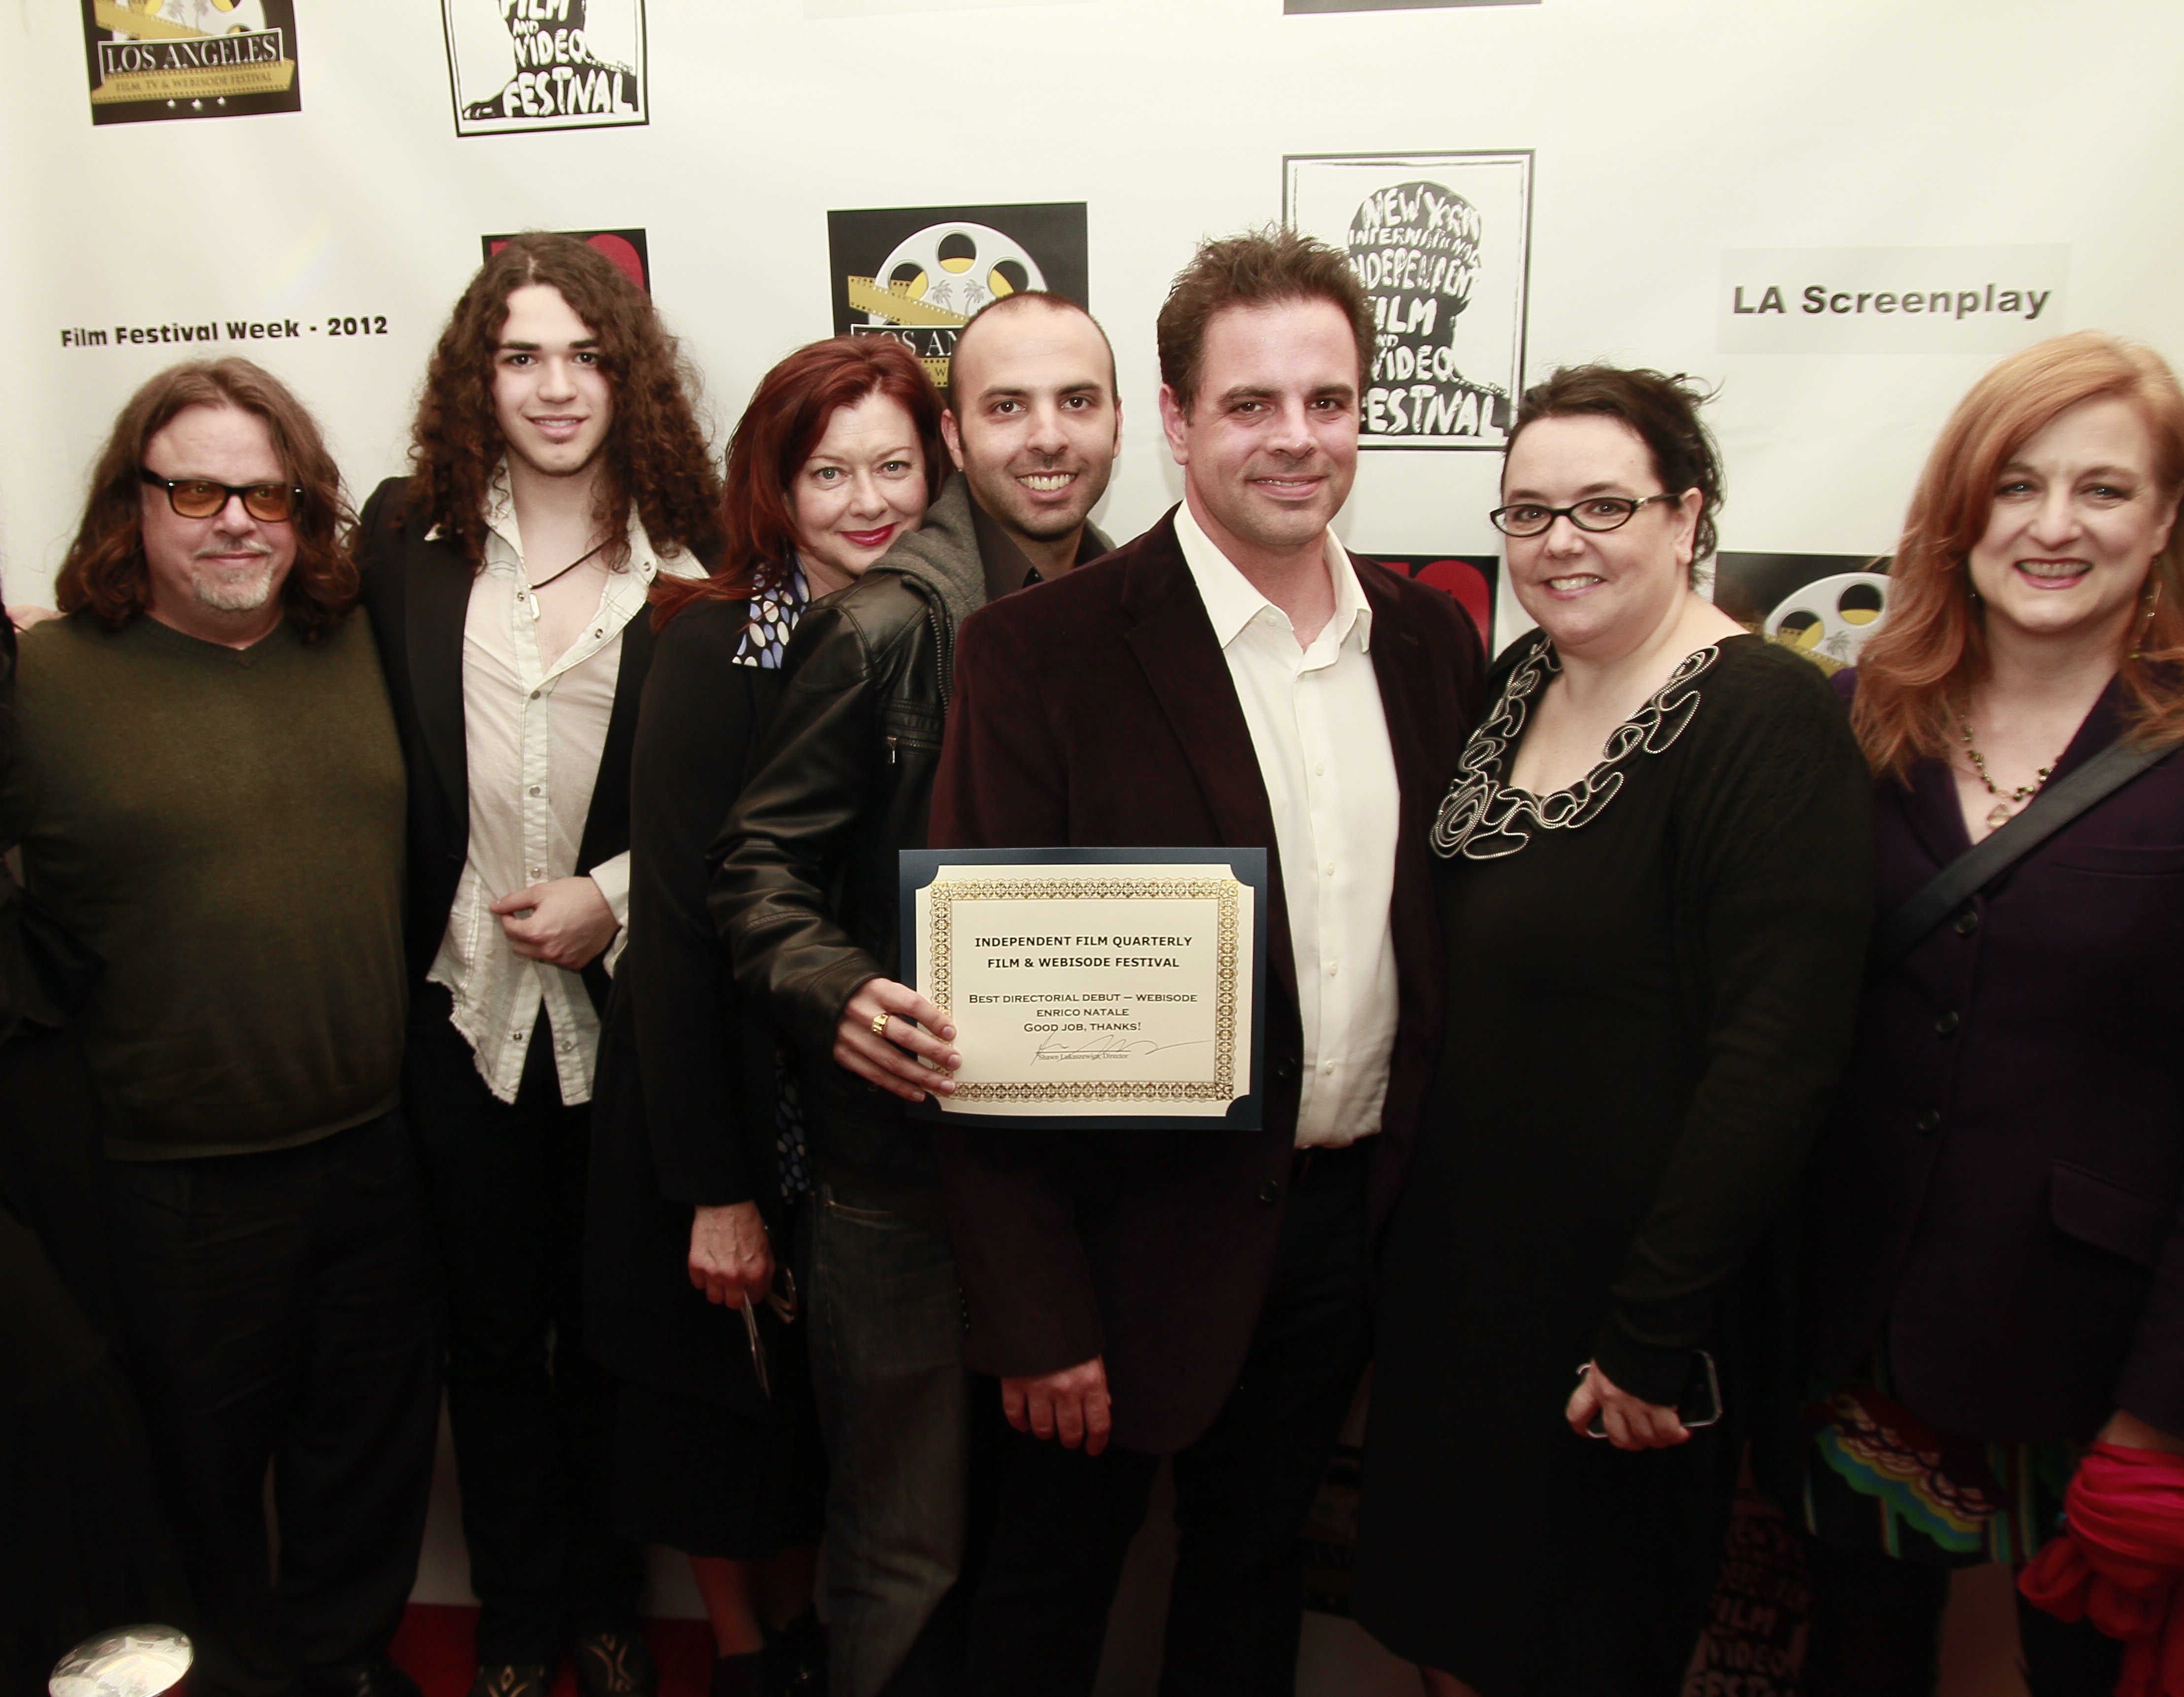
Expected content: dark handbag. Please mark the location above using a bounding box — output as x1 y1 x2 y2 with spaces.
1868 737 2170 978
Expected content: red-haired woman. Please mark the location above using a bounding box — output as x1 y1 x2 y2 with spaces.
586 334 944 1697
1800 332 2184 1696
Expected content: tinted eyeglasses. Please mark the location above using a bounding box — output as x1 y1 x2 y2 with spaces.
140 469 302 524
1489 493 1678 538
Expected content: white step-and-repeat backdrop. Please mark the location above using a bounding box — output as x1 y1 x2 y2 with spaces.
11 0 2184 659
6 0 2179 1689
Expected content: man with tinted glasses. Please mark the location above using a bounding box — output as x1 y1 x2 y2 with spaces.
0 357 438 1697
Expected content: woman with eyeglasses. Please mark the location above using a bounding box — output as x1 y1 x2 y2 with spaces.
1351 366 1874 1696
583 333 946 1697
1796 334 2184 1697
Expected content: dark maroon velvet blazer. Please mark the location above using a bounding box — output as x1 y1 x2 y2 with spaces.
1803 672 2184 1442
928 509 1486 1455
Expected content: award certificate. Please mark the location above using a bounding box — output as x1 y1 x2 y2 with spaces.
899 848 1267 1130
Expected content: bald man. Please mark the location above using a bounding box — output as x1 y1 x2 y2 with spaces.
713 293 1123 1697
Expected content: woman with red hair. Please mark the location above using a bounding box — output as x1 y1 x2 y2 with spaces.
586 334 944 1697
1800 331 2184 1696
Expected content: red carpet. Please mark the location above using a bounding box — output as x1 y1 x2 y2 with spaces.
388 1606 717 1697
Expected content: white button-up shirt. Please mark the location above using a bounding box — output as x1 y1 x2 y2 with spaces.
1173 501 1401 1149
426 471 699 1105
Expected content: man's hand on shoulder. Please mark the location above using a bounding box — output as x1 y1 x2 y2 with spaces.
835 978 959 1101
492 876 618 970
1004 1356 1112 1455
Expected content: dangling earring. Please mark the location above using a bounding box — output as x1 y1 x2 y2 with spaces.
2128 577 2162 661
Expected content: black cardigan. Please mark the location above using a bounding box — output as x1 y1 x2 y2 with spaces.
1804 674 2184 1441
584 598 786 1415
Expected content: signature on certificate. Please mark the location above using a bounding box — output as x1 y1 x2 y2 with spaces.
1030 1034 1212 1065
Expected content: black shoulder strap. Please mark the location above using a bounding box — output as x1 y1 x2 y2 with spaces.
1870 738 2168 978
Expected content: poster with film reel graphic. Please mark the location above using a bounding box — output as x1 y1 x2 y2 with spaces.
827 204 1090 391
1284 151 1533 450
1711 553 1893 674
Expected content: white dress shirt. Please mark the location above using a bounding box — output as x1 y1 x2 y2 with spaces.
1173 501 1401 1148
427 469 700 1105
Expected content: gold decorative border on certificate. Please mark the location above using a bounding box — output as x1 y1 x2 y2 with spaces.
929 877 1240 1103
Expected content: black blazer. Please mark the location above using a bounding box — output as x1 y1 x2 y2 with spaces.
1804 674 2184 1442
585 599 786 1414
357 476 655 1014
928 509 1487 1454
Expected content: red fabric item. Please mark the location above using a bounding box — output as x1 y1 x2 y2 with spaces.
2020 1442 2184 1697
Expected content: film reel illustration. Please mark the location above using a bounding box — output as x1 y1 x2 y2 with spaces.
1765 571 1891 672
846 221 1046 385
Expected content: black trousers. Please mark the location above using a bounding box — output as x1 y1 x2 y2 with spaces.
1 1025 192 1695
1803 1539 2125 1697
103 1111 442 1697
405 988 639 1667
964 1141 1374 1697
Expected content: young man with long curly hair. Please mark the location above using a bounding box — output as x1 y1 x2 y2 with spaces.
356 233 725 1697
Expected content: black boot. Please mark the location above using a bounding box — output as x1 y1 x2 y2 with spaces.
760 1612 826 1697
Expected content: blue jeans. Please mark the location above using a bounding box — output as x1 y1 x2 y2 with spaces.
807 1171 970 1697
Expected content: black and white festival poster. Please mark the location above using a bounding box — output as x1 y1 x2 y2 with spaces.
442 0 646 137
1284 151 1533 450
827 204 1090 392
80 0 302 125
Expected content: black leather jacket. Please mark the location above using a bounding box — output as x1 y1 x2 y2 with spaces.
711 478 1111 1183
710 485 976 1184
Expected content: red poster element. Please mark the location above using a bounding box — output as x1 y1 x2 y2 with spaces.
1409 558 1491 643
1371 554 1498 655
482 229 650 295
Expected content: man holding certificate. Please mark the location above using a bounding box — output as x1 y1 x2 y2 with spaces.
712 294 1122 1697
930 229 1488 1695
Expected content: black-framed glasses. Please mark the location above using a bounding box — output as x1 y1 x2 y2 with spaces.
140 469 302 523
1489 493 1678 538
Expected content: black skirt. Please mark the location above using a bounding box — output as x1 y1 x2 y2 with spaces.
608 1292 826 1561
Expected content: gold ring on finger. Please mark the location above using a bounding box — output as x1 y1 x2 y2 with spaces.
871 1011 890 1037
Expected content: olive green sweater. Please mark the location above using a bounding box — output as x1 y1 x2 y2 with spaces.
2 612 406 1158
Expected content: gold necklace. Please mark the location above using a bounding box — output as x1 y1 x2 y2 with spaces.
1959 721 2055 831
